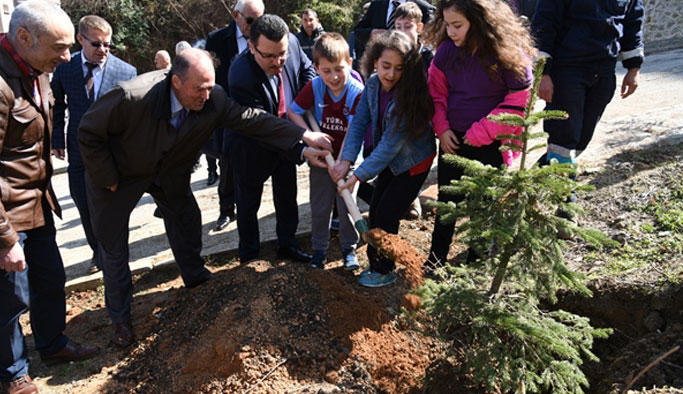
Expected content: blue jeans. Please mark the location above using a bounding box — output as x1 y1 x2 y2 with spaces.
0 207 68 381
544 64 617 162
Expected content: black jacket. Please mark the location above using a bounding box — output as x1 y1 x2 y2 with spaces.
205 21 241 91
354 0 435 61
295 25 325 61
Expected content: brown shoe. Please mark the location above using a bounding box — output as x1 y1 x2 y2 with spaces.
110 321 134 348
40 340 99 366
4 375 38 394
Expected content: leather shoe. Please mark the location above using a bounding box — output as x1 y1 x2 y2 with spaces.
207 170 219 186
40 340 99 366
214 214 233 231
87 257 100 275
3 375 37 394
185 271 215 288
276 246 312 263
110 322 134 348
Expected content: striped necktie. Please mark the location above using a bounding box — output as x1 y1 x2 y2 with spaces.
85 62 98 100
387 0 401 29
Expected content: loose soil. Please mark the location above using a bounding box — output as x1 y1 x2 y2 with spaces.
22 141 683 393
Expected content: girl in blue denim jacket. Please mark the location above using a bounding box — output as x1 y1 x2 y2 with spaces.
331 30 436 288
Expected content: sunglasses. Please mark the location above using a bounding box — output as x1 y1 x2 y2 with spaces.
81 33 112 49
238 10 255 24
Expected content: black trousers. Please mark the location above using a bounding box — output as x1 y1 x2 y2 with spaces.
87 176 210 323
229 135 299 261
367 167 429 274
201 129 236 216
67 165 98 261
428 140 503 262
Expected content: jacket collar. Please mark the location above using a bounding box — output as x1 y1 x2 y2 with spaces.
152 72 217 122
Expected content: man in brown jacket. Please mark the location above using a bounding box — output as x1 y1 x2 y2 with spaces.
0 2 99 394
78 48 331 348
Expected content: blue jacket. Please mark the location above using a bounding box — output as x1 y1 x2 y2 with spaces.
340 75 435 181
52 52 137 168
531 0 644 73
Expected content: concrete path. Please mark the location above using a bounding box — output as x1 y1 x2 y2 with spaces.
57 47 683 291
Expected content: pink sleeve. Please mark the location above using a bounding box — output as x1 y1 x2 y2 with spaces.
465 89 530 166
428 63 451 137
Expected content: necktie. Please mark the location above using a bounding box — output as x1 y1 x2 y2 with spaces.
277 72 286 118
84 62 98 100
387 1 401 29
174 108 188 129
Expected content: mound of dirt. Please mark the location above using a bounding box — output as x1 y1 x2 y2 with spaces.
98 242 443 394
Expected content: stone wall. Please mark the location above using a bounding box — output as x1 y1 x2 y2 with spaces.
643 0 683 53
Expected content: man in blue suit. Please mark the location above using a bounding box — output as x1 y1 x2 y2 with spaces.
228 14 316 263
51 15 137 274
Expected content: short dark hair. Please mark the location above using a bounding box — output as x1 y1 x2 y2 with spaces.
249 14 289 45
301 8 318 18
395 2 422 24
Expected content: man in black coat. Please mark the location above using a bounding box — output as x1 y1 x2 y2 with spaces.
203 0 265 230
353 0 435 63
228 14 316 263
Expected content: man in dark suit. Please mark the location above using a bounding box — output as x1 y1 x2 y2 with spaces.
51 15 137 275
228 14 316 263
203 0 265 231
78 48 330 348
1 3 100 393
353 0 435 63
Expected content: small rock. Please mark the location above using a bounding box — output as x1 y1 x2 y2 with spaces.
401 294 422 311
324 370 340 384
317 382 341 394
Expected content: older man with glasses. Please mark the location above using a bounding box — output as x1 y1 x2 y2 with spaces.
202 0 265 231
51 15 137 275
227 14 316 264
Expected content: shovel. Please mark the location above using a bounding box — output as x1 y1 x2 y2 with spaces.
305 111 376 247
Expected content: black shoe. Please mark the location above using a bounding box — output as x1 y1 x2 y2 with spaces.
277 246 312 263
185 271 215 289
153 207 163 219
214 214 233 231
207 170 218 186
87 257 100 275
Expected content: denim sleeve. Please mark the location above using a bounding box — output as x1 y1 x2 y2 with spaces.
354 118 407 182
340 87 371 164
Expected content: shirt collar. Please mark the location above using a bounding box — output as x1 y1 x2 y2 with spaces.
81 51 107 68
0 34 40 78
169 89 185 115
235 24 246 40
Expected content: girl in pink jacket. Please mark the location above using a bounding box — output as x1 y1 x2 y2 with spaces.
422 0 536 268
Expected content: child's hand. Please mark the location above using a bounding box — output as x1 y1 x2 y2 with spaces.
329 160 351 183
338 174 359 194
438 129 460 154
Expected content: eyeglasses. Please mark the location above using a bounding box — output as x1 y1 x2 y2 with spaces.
81 33 112 49
237 10 255 24
253 45 287 61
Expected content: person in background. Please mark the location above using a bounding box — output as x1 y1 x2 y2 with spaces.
295 8 325 62
1 3 100 393
289 33 364 270
175 40 191 55
531 0 643 183
349 2 372 62
227 14 316 264
353 0 435 69
422 0 535 269
154 49 171 70
331 30 436 288
51 15 137 275
204 0 266 230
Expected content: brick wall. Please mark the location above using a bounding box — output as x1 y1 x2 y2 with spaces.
643 0 683 53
